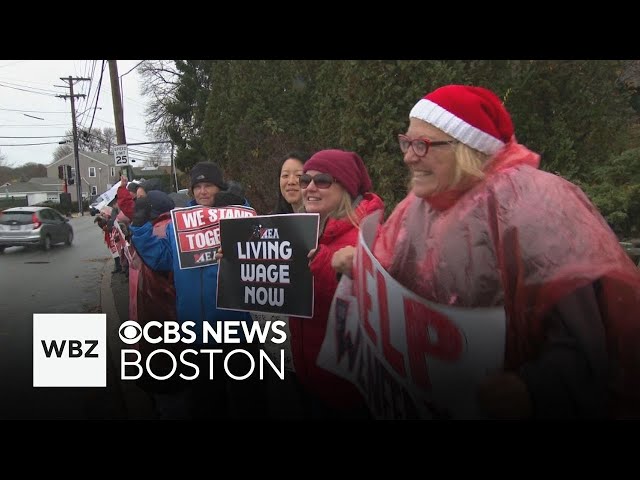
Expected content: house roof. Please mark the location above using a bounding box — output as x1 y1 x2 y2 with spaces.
29 177 65 186
47 150 114 168
2 181 61 194
132 165 173 176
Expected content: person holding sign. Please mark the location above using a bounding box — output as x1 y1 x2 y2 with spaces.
130 161 264 419
116 175 141 220
288 149 384 419
333 85 640 419
272 152 307 214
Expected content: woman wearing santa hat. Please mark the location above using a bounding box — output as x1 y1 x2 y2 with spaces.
333 85 640 419
288 148 385 419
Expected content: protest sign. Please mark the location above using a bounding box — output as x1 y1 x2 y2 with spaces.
217 214 319 317
317 212 506 419
171 205 256 269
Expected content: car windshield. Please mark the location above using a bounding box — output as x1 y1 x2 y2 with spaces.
0 211 35 224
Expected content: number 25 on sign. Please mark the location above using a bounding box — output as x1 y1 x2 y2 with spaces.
113 145 129 166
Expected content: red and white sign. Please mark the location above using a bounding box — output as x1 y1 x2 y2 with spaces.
171 205 256 269
316 212 505 419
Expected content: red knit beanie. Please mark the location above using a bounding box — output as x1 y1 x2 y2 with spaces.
303 149 373 199
409 85 514 155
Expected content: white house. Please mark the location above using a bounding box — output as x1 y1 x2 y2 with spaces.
2 180 64 205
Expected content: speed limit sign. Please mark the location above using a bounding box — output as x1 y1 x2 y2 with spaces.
113 144 129 166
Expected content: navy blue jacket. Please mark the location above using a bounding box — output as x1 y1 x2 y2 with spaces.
131 199 253 344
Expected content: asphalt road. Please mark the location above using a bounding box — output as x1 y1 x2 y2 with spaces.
0 212 304 419
0 214 127 419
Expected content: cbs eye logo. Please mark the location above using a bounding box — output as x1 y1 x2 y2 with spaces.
119 321 142 344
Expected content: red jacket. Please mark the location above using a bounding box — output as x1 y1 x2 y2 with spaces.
137 213 177 325
289 192 384 409
117 185 135 220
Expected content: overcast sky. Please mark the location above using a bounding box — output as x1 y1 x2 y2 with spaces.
0 60 153 168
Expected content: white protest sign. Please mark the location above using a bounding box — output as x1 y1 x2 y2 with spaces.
316 211 506 419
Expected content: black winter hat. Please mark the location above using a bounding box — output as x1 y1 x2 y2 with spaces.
127 181 141 193
145 190 175 219
140 178 167 194
190 162 228 191
213 191 244 207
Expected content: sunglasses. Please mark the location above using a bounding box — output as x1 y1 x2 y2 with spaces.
398 134 459 157
299 173 335 189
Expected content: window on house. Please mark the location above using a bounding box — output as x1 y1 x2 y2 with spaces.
89 167 96 177
110 167 115 177
91 186 98 195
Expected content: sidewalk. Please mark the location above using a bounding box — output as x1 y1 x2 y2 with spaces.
100 260 155 419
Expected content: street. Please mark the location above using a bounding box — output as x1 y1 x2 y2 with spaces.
0 213 305 420
0 214 126 419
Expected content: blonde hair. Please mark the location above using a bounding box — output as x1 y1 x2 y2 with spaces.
436 142 489 192
403 139 490 194
304 188 360 236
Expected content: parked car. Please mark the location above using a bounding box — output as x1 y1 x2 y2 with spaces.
0 206 74 252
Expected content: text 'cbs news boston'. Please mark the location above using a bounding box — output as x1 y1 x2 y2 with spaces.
33 313 287 387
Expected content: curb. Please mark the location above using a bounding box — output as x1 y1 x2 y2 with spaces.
100 260 155 419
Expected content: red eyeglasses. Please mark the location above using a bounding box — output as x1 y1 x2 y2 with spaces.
299 173 335 189
398 134 458 157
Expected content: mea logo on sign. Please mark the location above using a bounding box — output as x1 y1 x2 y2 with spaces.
194 251 215 263
33 314 106 387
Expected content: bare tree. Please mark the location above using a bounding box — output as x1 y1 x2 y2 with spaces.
139 60 181 138
101 127 116 153
79 128 103 152
54 127 117 162
53 144 72 161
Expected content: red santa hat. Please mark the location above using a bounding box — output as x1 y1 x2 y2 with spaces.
409 85 514 156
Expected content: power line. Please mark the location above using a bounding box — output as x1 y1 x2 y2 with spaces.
0 141 62 146
87 61 105 134
0 60 27 69
0 78 60 94
58 75 90 216
0 81 59 96
0 135 72 139
0 123 69 127
0 107 68 113
120 60 144 78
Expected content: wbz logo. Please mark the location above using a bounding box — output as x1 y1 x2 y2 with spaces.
33 314 106 387
41 339 99 358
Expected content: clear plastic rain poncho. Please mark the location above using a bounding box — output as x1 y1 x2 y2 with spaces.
373 141 640 416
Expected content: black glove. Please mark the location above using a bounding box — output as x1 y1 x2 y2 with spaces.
131 197 152 227
120 222 131 240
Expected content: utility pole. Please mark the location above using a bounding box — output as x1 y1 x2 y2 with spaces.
57 76 90 216
108 60 133 180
